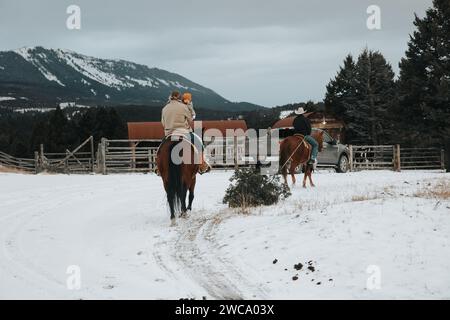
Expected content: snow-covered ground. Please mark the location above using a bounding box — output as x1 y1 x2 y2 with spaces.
0 170 449 299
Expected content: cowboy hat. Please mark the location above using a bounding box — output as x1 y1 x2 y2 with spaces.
294 107 307 115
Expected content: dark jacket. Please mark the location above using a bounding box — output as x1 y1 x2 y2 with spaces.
293 115 311 136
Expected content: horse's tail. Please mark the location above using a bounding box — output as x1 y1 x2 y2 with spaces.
167 141 185 215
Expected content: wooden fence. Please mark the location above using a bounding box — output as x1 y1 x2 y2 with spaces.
349 145 444 171
205 136 248 168
0 139 446 174
399 147 444 170
0 151 37 173
97 139 159 174
37 136 95 174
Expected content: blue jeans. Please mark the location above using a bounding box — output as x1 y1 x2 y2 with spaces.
304 135 318 161
189 132 204 151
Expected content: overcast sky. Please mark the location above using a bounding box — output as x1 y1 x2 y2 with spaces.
0 0 433 107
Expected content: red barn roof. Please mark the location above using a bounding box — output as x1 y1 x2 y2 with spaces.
127 120 248 140
127 122 165 140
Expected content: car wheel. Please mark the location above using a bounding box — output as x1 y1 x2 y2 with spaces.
337 154 349 173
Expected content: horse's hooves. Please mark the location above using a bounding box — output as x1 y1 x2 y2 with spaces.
180 212 189 219
311 184 316 187
170 219 177 227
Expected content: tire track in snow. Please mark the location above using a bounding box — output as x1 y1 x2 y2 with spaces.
0 192 79 297
154 210 268 299
0 179 120 298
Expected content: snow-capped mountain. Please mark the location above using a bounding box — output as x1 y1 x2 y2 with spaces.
0 46 261 111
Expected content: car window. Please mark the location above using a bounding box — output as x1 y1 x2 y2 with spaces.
323 132 333 143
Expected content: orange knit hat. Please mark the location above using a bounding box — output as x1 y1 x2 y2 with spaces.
182 92 192 104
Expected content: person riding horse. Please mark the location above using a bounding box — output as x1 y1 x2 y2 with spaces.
292 107 318 167
161 91 211 174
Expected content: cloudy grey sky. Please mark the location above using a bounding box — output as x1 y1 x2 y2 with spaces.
0 0 433 107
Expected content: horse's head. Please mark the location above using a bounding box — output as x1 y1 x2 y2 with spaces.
314 130 324 152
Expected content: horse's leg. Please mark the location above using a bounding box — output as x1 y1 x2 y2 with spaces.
180 169 188 217
282 170 288 186
303 165 314 187
187 177 196 211
289 161 297 185
162 178 176 221
180 185 188 218
279 141 290 186
308 165 315 187
168 198 176 221
303 165 308 188
282 169 288 185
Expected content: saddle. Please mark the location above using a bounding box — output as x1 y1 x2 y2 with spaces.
157 133 200 155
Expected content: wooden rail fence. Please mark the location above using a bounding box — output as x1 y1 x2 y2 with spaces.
38 136 95 174
0 151 37 173
349 145 444 172
0 139 446 174
97 139 159 174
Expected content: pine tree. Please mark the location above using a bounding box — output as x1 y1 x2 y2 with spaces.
325 54 357 121
47 106 68 152
325 50 395 144
353 49 395 144
397 0 450 147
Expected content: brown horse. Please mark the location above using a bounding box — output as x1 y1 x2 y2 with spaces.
156 136 200 223
279 130 324 187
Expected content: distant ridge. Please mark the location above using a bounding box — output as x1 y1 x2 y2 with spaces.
0 46 263 111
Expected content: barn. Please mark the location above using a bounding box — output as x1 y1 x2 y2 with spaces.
127 120 248 141
272 112 345 142
127 120 249 166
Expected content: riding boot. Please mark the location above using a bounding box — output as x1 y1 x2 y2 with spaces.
307 158 317 170
198 153 212 174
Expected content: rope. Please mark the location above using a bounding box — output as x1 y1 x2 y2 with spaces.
280 136 306 171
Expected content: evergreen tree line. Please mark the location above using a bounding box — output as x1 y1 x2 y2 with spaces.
0 107 127 158
325 0 449 147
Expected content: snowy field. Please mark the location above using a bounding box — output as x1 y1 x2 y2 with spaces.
0 170 449 299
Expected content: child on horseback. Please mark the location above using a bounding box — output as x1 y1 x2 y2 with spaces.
161 91 211 174
182 92 196 120
292 107 318 167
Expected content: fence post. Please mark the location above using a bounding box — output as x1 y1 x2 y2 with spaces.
39 144 45 170
100 138 107 175
441 149 445 171
395 144 401 172
90 136 95 173
96 143 102 174
222 138 226 166
148 149 153 172
348 145 353 172
234 135 238 170
131 142 136 171
34 151 40 174
65 150 69 174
